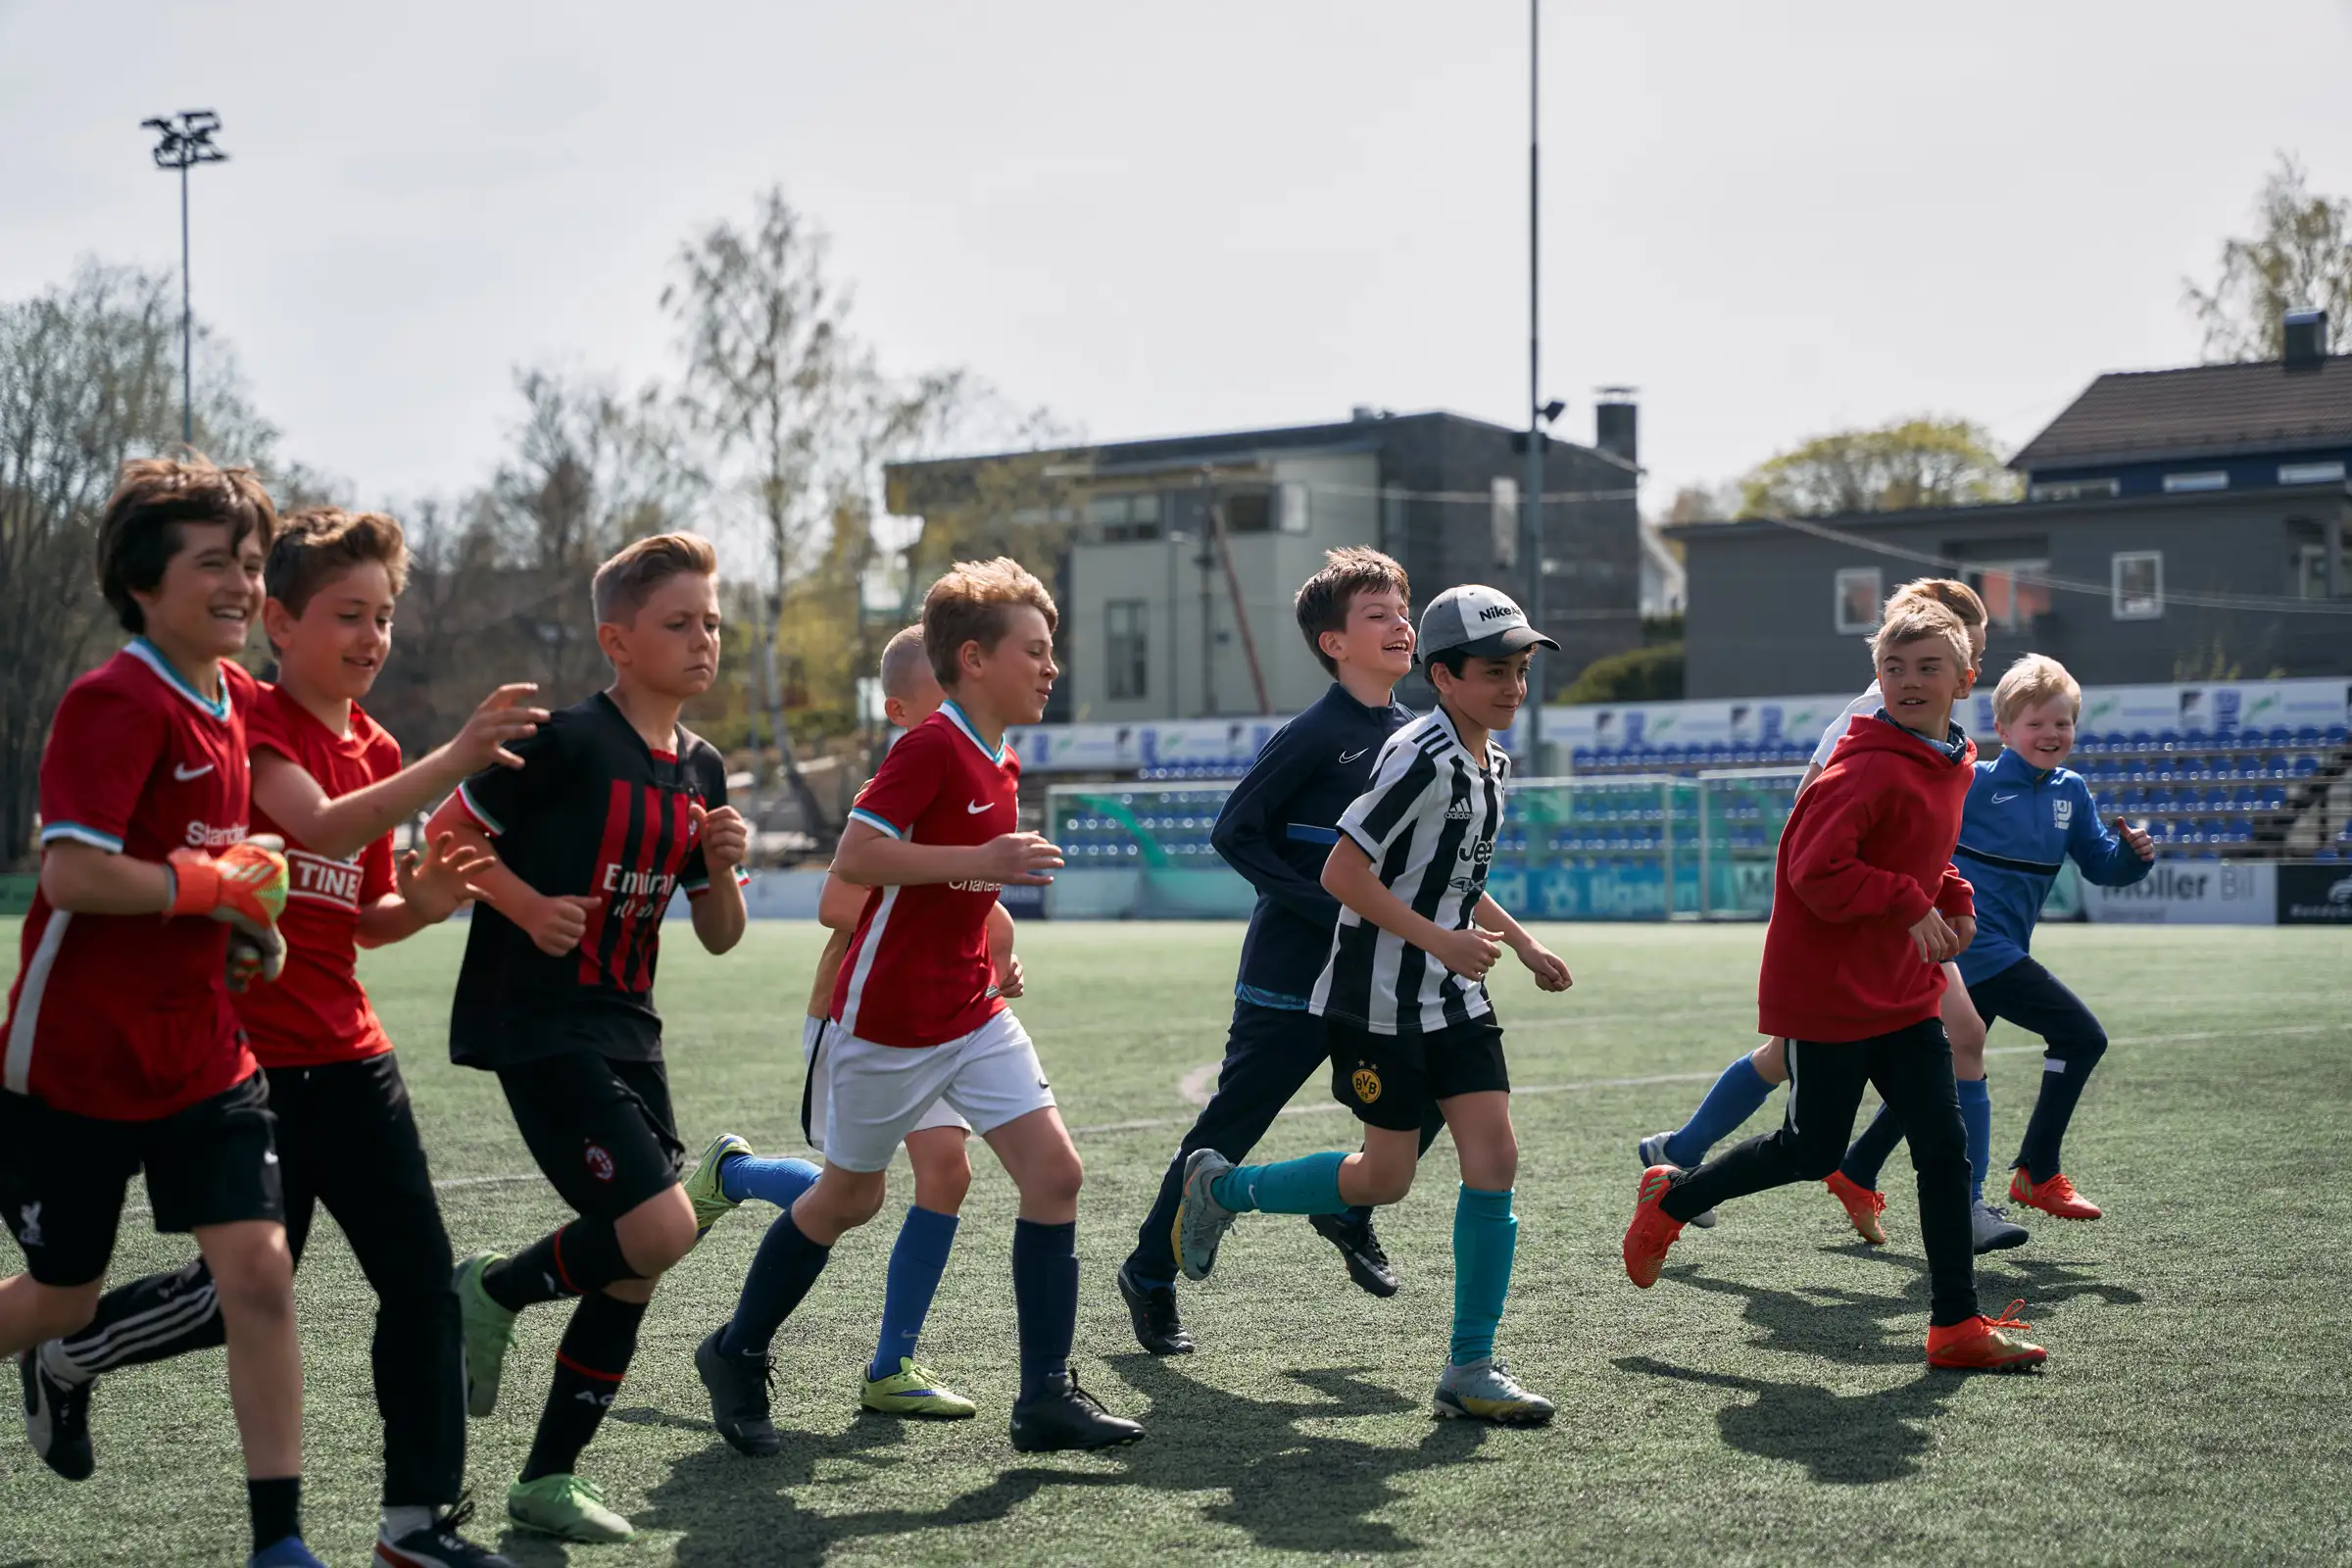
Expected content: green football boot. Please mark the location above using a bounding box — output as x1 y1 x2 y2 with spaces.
860 1357 978 1419
505 1473 633 1543
454 1252 518 1419
1172 1148 1240 1282
682 1132 753 1237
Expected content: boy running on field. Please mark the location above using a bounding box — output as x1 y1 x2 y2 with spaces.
431 533 753 1545
694 559 1145 1456
1622 598 2049 1373
1173 585 1573 1426
1636 578 2022 1250
1119 548 1445 1357
685 623 1023 1425
1831 653 2153 1231
0 457 321 1567
23 509 539 1566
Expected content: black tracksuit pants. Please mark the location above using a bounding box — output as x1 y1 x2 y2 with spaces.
1125 999 1446 1286
1659 1016 1982 1328
53 1053 466 1507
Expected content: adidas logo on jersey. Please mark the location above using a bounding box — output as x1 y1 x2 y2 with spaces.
1446 800 1475 820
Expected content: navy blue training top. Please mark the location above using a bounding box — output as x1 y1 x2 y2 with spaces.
1212 682 1415 1008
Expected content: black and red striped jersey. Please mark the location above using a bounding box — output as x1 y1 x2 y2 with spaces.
447 692 741 1068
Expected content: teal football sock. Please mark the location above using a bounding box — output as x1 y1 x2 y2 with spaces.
1449 1185 1518 1368
1209 1151 1348 1214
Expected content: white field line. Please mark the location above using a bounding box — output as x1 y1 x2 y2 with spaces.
119 1020 2338 1215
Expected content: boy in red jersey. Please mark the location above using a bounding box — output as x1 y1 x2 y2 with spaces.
1621 599 2049 1372
24 508 543 1567
684 624 1021 1426
694 559 1144 1456
431 533 751 1545
0 457 326 1567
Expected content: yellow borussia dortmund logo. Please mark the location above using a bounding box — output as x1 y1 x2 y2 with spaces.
1351 1067 1382 1103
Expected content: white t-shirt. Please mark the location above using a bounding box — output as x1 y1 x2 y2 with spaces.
1810 682 1882 768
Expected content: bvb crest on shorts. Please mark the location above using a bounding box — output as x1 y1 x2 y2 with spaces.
1352 1065 1382 1103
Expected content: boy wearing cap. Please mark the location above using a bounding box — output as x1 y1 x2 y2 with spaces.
1170 585 1573 1426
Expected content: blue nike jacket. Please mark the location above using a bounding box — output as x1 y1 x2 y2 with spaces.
1951 748 2153 986
1214 682 1414 1008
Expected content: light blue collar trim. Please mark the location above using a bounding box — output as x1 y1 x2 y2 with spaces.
940 700 1007 765
125 638 231 723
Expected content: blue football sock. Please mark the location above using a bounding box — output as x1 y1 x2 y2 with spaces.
1010 1218 1078 1402
1665 1055 1776 1168
719 1152 821 1208
1209 1151 1348 1215
1449 1185 1518 1368
720 1208 830 1358
1957 1076 1991 1201
869 1206 958 1381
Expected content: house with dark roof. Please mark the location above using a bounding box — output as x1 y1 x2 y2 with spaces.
884 405 1641 723
1668 310 2352 697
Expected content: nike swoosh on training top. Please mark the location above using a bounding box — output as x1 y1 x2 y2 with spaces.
966 800 994 814
173 762 216 781
1991 791 2020 803
1340 749 1369 763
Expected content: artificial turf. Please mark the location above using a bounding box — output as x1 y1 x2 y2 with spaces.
2 919 2347 1565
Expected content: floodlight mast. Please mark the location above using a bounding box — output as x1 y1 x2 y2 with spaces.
143 111 227 445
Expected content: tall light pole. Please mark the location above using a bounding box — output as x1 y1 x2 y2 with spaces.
142 111 227 446
1521 3 1550 773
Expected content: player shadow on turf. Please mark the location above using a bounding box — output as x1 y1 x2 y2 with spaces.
1614 1355 1959 1486
1842 1247 2147 1310
622 1362 1488 1562
1653 1263 1936 1367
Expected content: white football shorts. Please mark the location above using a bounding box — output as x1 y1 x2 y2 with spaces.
800 1014 968 1157
818 1009 1052 1173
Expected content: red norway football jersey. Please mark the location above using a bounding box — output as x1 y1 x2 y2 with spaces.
831 702 1018 1048
233 684 401 1067
4 643 258 1120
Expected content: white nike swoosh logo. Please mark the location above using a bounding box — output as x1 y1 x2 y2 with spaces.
173 762 216 781
1991 792 2019 803
966 800 994 814
1340 749 1369 763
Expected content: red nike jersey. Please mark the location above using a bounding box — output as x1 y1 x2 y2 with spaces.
4 643 258 1120
233 684 401 1067
831 703 1018 1048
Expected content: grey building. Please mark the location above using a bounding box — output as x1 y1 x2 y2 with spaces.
1671 317 2352 697
885 405 1641 722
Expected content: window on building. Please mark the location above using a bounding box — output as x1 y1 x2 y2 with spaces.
1962 561 2052 630
2028 477 2120 503
2112 552 2163 619
1491 476 1519 567
1280 481 1310 535
2293 543 2331 599
1089 492 1162 543
2163 470 2229 494
1834 566 1884 634
2279 460 2347 486
1106 600 1149 699
1222 488 1274 533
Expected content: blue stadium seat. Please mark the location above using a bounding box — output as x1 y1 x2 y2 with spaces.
2296 726 2323 746
2328 724 2350 747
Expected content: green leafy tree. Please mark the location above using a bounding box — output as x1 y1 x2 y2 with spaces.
1736 417 2018 518
2184 154 2352 363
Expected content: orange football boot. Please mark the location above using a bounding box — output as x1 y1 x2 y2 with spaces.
2010 1170 2102 1220
1823 1170 1888 1245
1622 1166 1687 1288
1926 1299 2047 1371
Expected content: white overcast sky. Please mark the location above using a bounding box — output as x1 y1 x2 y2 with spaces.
5 0 2349 514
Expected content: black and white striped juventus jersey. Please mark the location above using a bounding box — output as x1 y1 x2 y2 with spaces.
1310 707 1511 1034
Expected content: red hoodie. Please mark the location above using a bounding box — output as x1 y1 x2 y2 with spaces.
1759 711 1977 1044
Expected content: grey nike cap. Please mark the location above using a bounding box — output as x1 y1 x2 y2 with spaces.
1417 583 1560 663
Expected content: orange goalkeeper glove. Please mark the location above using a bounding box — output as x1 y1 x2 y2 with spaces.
168 835 290 987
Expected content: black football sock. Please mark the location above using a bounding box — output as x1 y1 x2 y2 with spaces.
718 1208 831 1358
247 1476 302 1552
1011 1218 1079 1402
484 1220 639 1312
519 1293 647 1483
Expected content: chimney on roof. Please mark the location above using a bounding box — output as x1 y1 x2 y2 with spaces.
1594 387 1639 466
2283 308 2328 370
